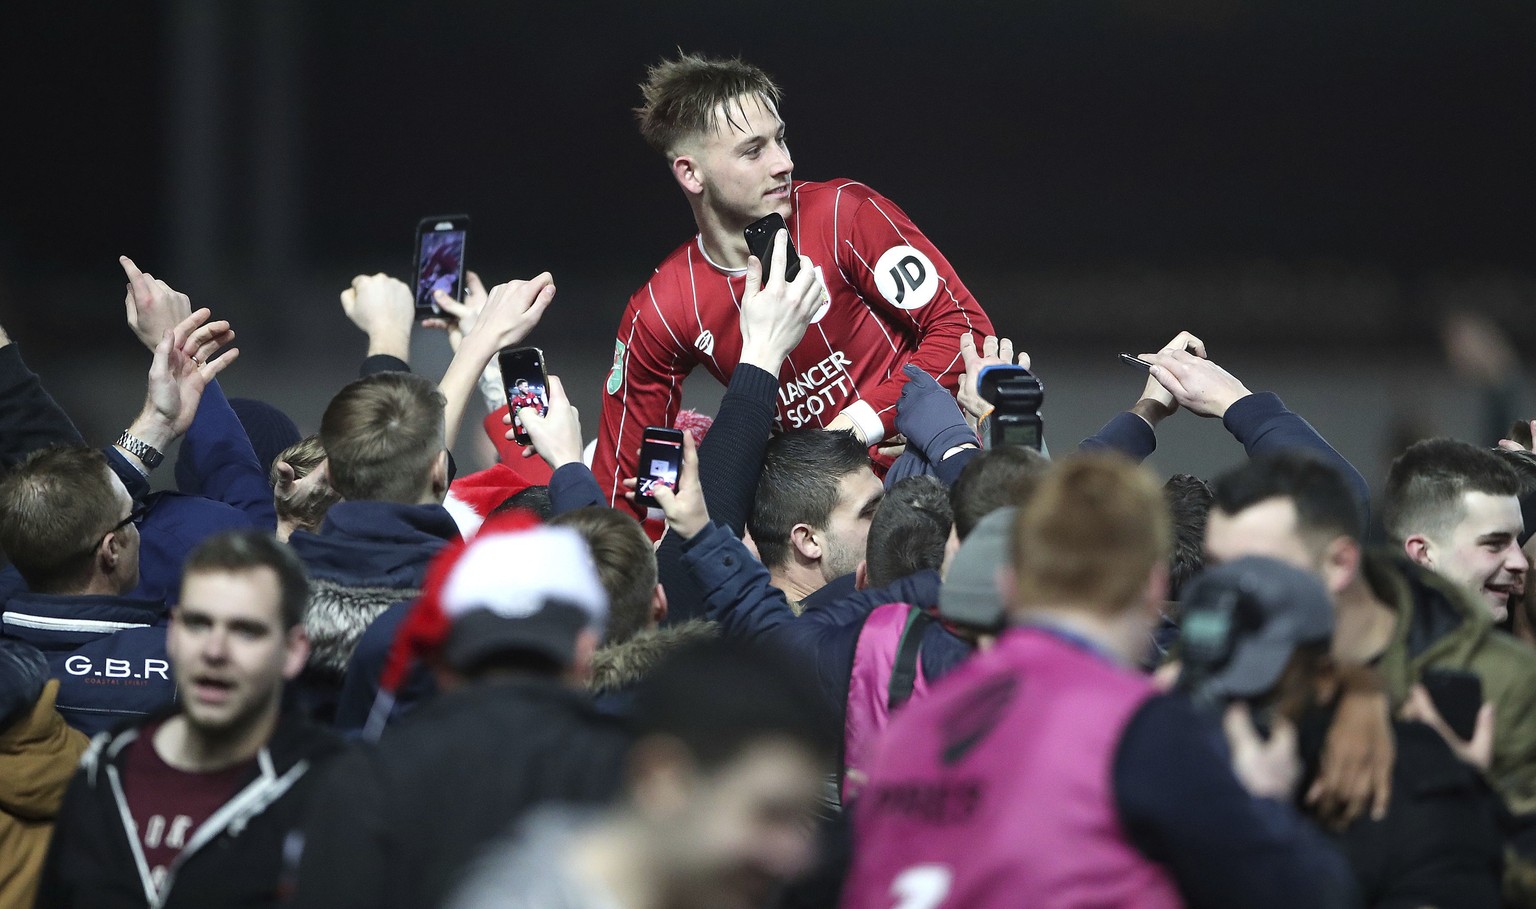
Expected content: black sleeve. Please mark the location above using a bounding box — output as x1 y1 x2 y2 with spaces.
291 748 390 909
0 342 85 469
1359 724 1506 909
1114 695 1362 909
360 354 410 377
658 364 778 624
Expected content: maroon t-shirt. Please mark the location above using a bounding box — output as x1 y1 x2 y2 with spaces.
119 721 256 894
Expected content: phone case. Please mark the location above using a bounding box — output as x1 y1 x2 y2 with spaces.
498 347 548 445
743 213 801 281
414 215 470 318
1422 669 1482 741
635 428 685 506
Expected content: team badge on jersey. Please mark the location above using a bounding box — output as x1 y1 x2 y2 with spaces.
606 340 626 395
874 245 939 310
694 330 716 357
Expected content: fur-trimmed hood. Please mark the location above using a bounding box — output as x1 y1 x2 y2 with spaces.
589 620 718 695
304 579 418 678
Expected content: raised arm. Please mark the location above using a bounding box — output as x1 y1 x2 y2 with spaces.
0 321 85 468
656 232 823 621
437 273 555 453
1141 346 1370 517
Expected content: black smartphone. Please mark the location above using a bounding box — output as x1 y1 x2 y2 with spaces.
413 215 470 320
743 212 801 282
1421 667 1483 741
1120 353 1153 370
498 346 549 446
635 427 685 508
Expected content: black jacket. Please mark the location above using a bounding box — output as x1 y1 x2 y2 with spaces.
291 677 631 909
35 708 344 909
1298 707 1505 908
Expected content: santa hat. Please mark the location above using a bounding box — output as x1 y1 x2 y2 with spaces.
443 461 540 539
364 510 608 740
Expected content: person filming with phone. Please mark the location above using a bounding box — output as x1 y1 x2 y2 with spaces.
594 51 995 525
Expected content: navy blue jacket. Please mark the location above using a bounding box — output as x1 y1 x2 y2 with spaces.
1080 392 1371 521
679 522 963 720
288 500 457 727
172 378 278 531
0 591 175 736
289 501 460 726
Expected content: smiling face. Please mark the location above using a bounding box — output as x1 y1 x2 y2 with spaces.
169 568 308 739
1408 491 1528 621
679 92 794 228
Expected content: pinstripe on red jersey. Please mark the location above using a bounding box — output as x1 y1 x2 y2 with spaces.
594 178 995 509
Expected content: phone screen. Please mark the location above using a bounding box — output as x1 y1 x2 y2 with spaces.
636 428 684 507
743 213 801 281
415 217 469 316
498 347 549 445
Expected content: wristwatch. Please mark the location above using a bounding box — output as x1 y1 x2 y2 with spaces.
115 431 164 470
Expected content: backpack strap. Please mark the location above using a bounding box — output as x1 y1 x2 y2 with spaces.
888 607 935 710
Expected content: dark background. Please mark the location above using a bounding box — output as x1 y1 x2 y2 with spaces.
5 0 1533 486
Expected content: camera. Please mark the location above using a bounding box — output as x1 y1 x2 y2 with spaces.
978 364 1044 451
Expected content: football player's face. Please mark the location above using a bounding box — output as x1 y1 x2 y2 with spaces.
696 93 793 225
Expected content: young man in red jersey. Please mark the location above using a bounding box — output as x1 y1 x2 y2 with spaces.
594 52 995 517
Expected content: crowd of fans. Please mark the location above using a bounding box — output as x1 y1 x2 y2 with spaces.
3 51 1536 909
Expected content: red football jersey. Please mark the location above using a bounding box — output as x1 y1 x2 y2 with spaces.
594 178 994 510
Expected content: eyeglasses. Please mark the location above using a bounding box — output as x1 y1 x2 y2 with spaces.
110 500 150 532
73 500 148 562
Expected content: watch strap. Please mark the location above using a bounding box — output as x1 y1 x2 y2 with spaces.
115 431 164 470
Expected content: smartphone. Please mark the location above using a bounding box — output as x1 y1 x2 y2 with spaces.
498 346 549 446
635 427 685 507
1120 353 1153 370
743 212 801 282
1421 668 1483 742
413 215 470 320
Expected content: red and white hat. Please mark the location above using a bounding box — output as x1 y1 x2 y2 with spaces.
365 510 606 738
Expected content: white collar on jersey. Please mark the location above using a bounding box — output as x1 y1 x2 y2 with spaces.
695 235 748 277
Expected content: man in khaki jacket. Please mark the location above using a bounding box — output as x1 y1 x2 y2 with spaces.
0 640 87 909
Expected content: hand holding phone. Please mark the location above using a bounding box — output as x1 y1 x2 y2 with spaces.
743 213 802 282
635 427 685 507
1420 668 1483 742
1120 353 1153 370
498 346 549 446
414 215 470 320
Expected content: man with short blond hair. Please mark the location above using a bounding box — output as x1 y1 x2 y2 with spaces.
594 51 994 519
289 371 459 723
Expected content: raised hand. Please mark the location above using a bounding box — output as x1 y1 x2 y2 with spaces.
459 273 557 361
508 374 585 468
341 273 415 360
121 256 194 352
957 333 1031 428
1140 348 1252 419
423 270 490 353
646 432 709 541
739 229 824 372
